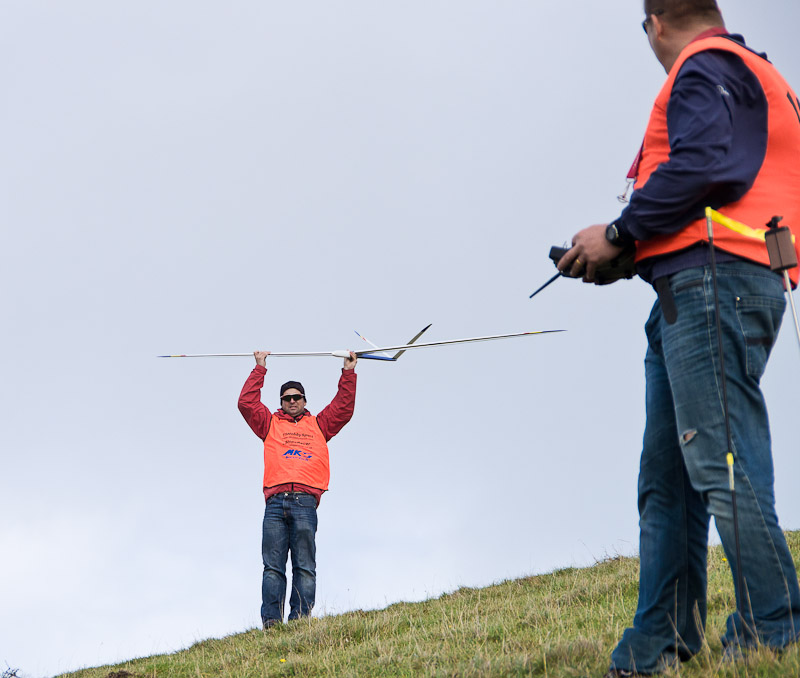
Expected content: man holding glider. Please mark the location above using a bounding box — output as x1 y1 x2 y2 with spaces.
558 0 800 675
238 350 357 628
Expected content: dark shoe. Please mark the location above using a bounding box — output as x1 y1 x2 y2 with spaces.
603 670 651 678
262 618 282 630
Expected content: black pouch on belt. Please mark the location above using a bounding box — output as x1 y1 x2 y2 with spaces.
654 276 678 324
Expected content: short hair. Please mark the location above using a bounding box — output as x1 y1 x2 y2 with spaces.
644 0 725 29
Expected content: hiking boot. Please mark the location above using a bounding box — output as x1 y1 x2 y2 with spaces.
262 618 281 630
603 670 652 678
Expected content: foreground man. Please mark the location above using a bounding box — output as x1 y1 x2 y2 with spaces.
238 350 357 628
559 1 800 675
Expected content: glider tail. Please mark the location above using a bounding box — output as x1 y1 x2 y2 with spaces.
391 323 432 360
356 324 432 361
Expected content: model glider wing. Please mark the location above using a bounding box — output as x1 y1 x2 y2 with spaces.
159 350 348 358
353 329 563 360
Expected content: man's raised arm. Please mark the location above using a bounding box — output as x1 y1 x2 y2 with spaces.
317 352 357 441
237 351 272 440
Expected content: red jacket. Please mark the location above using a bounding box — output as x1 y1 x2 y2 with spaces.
238 366 357 504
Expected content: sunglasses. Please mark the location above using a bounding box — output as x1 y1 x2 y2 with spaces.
642 9 665 34
281 393 305 402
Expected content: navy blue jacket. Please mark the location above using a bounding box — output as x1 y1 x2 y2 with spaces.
617 33 769 283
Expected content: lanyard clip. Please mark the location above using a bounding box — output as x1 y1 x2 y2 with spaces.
617 178 635 204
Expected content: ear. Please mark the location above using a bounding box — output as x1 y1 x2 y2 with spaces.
650 13 666 39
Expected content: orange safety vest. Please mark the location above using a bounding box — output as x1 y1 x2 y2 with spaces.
634 37 800 286
263 415 330 491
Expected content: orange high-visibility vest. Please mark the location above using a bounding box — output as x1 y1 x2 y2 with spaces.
263 416 330 491
634 37 800 286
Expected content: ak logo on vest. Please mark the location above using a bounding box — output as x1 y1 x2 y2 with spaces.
263 415 331 491
283 449 313 461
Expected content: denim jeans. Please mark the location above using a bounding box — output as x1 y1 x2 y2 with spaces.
611 262 800 674
261 492 318 625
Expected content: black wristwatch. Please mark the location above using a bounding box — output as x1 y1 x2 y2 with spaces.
606 221 632 248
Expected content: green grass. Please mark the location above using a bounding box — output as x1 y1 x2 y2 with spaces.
61 531 800 678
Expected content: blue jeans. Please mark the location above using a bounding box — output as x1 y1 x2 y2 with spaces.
261 492 318 625
611 262 800 674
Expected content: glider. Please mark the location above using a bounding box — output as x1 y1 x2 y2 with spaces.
158 325 563 361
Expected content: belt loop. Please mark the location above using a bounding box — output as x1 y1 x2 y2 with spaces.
655 276 678 324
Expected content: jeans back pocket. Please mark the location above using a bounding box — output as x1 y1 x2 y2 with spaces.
735 294 785 380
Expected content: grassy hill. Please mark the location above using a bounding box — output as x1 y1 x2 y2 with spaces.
62 532 800 678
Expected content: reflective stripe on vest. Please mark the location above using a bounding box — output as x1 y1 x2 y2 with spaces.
263 415 330 491
634 37 800 286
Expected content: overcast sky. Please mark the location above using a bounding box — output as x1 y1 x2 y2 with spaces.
3 2 800 676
